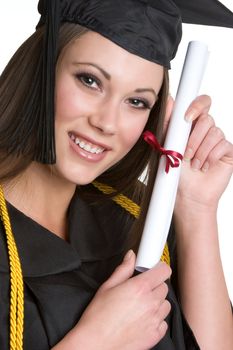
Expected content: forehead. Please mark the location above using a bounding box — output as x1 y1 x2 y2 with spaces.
58 31 164 89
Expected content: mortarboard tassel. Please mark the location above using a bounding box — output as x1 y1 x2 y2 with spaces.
35 0 61 163
5 0 60 163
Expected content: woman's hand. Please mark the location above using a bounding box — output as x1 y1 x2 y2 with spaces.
76 252 171 350
171 95 233 212
167 95 233 350
53 251 171 350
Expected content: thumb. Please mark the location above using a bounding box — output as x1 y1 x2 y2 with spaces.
100 250 136 291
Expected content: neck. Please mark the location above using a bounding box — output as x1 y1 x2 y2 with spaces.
2 162 77 240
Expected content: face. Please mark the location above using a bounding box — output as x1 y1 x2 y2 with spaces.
54 31 164 185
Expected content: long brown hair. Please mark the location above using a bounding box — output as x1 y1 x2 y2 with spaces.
0 23 89 182
0 23 169 251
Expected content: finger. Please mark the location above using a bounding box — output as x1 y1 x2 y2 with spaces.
151 321 168 347
184 114 215 161
185 95 212 122
135 262 172 291
190 126 225 170
152 282 169 301
156 300 171 322
157 321 168 339
201 139 233 172
152 283 169 311
101 250 136 290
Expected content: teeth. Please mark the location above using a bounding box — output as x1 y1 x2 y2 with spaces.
85 144 91 152
70 133 105 154
79 141 85 149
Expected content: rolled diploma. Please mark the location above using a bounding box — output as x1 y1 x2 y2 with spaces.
136 41 209 271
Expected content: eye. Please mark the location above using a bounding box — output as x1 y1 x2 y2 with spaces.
128 98 151 110
76 72 101 90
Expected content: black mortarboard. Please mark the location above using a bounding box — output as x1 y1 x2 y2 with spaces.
37 0 183 69
33 0 233 164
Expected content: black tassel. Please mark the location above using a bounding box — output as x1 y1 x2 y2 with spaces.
35 0 61 163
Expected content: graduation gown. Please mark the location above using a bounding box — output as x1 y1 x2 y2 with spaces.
0 191 200 349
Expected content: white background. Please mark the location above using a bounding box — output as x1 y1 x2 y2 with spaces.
0 1 232 301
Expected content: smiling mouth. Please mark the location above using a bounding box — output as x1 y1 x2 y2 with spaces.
68 132 105 154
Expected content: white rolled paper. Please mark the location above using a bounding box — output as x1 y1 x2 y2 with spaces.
136 41 209 271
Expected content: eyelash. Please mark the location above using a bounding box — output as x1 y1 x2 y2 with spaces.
128 98 151 110
75 72 102 90
75 72 152 110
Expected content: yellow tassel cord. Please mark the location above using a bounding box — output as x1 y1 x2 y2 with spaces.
0 186 24 350
92 181 170 265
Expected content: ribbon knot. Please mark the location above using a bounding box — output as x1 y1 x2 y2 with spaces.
143 131 183 173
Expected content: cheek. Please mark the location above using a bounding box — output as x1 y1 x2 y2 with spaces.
55 85 79 122
118 116 148 151
55 74 89 123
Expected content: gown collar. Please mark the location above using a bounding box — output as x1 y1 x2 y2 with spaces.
0 191 131 277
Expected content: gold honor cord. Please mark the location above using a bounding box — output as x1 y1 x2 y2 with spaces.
0 186 24 350
92 181 170 266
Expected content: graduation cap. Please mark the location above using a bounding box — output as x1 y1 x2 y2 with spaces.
21 1 233 164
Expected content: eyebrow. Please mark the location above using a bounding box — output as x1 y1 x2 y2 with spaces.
134 88 158 100
72 62 111 80
72 61 158 100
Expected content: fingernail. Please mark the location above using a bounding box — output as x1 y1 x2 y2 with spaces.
191 158 201 171
185 109 196 122
123 250 133 262
184 148 193 161
202 162 209 172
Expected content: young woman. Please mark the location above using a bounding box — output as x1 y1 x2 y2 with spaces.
0 1 232 349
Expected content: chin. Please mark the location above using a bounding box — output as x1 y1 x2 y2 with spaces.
53 163 99 186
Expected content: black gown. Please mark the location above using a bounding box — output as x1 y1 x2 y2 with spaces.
0 191 200 349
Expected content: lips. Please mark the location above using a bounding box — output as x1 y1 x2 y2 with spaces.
69 132 105 154
68 131 111 161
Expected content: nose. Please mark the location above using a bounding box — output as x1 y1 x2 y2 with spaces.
88 98 119 135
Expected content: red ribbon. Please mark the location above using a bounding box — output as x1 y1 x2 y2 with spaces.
143 131 183 173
